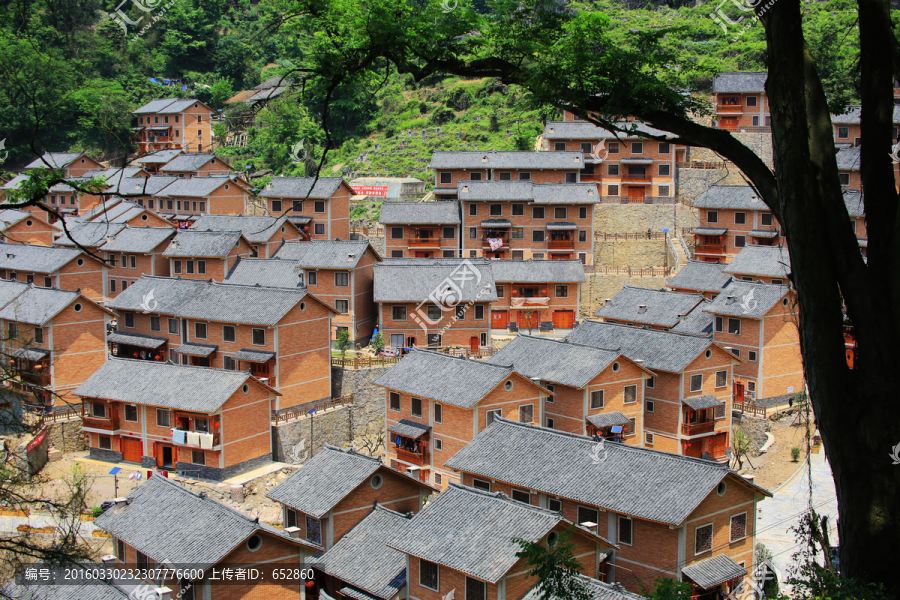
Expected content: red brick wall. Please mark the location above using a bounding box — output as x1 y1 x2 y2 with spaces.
3 217 55 246
760 296 803 400
46 300 109 405
330 470 425 543
220 380 273 468
714 92 770 129
379 301 492 348
435 169 579 190
273 298 333 409
696 207 782 262
267 184 351 240
584 360 646 446
57 257 107 302
385 225 460 259
106 246 171 299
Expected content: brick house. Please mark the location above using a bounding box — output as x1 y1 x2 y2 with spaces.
55 221 127 254
388 482 617 600
456 181 600 262
272 240 381 343
666 261 733 299
487 334 653 440
0 281 112 408
711 72 770 131
78 197 174 229
98 226 177 298
373 348 550 487
77 358 280 477
0 209 56 246
95 474 319 600
541 121 682 201
830 105 900 147
190 214 307 258
380 201 461 259
445 418 771 595
23 152 103 177
0 242 109 302
489 259 585 332
373 258 497 349
153 174 254 218
2 176 101 224
703 281 802 402
257 177 354 240
844 190 868 255
106 176 179 209
132 98 215 154
267 444 436 551
594 286 706 331
107 276 335 409
722 245 791 285
132 149 183 175
566 320 738 460
163 230 256 280
429 151 588 201
691 186 782 262
159 153 235 178
835 146 862 191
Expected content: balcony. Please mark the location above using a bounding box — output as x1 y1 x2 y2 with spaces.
694 243 726 255
548 238 575 250
396 447 429 467
681 421 717 436
716 101 744 113
409 237 442 248
83 415 120 431
171 430 220 448
482 236 510 249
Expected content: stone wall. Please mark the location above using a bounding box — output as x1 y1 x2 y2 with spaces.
688 131 774 167
594 239 670 269
593 203 698 233
580 274 668 318
678 168 747 206
733 413 770 456
47 419 87 453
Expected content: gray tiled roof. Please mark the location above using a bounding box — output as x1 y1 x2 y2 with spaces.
231 348 276 362
703 280 791 319
132 98 179 114
667 261 732 293
0 209 30 230
522 575 648 600
682 554 747 589
670 300 715 336
190 214 298 242
488 335 624 389
258 177 345 199
2 564 130 600
565 320 716 373
830 105 900 124
532 184 601 204
593 285 704 328
749 229 779 239
388 419 432 439
444 418 752 525
455 181 601 204
310 506 411 600
0 280 30 308
160 153 223 173
55 222 127 248
1 174 29 191
24 152 86 170
107 331 168 349
273 240 375 269
585 411 631 428
107 176 179 196
490 259 585 283
683 395 725 410
0 242 89 273
84 167 147 187
6 347 50 361
108 276 317 326
0 284 85 325
163 230 246 257
691 227 727 236
340 587 382 600
692 186 769 210
94 474 296 566
542 120 676 140
225 257 304 288
835 146 860 170
389 482 611 583
712 72 767 93
157 99 204 114
153 175 240 197
430 151 584 170
74 357 267 412
373 258 497 302
373 349 518 409
176 342 218 357
134 149 182 164
379 201 461 225
98 226 175 253
723 245 791 279
843 189 865 217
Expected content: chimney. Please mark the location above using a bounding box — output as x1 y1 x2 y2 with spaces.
100 555 117 565
637 304 647 314
284 526 302 539
604 298 611 304
155 587 173 600
725 295 736 305
113 497 128 507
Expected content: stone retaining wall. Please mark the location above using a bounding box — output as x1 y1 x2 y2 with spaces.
594 239 670 269
593 203 698 233
48 419 87 453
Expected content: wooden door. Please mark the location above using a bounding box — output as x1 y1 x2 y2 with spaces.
682 440 703 459
720 117 738 130
710 433 728 459
628 187 646 203
122 437 142 463
552 310 575 329
491 310 508 329
470 336 480 353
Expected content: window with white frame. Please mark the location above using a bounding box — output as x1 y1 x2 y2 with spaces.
411 397 423 418
730 513 747 542
690 374 703 392
623 385 637 404
728 318 741 335
472 478 491 491
434 403 442 423
695 523 713 555
577 506 598 527
715 370 728 388
485 409 502 427
518 404 534 423
389 392 400 411
306 516 322 545
157 409 170 427
590 390 604 409
511 489 530 504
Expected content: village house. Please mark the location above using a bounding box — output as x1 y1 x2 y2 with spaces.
379 200 461 259
444 418 771 596
844 189 868 254
722 245 791 285
77 358 280 477
132 98 215 154
190 214 307 258
541 120 682 201
272 240 381 343
78 196 175 228
95 474 320 600
691 185 782 262
105 176 179 209
373 348 550 487
456 181 600 262
593 285 706 331
153 174 254 220
702 281 802 403
23 152 103 177
666 260 733 299
0 281 111 408
2 176 101 223
84 166 150 189
163 229 256 281
0 209 56 246
836 146 861 191
267 444 436 550
0 241 109 302
487 334 653 440
429 151 588 201
132 148 183 175
711 72 770 131
54 221 127 253
565 320 738 459
388 482 617 600
224 257 304 289
489 259 585 332
107 276 335 409
159 153 235 178
98 226 177 298
257 177 354 240
373 258 497 350
830 104 900 148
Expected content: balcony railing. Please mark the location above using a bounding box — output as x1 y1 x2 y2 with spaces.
681 421 717 436
548 239 575 250
482 236 510 248
396 447 428 467
623 173 651 181
716 102 744 112
172 430 220 448
694 243 726 254
409 238 442 248
83 415 120 431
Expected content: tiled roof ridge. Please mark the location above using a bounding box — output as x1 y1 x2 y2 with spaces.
445 481 568 519
372 502 415 520
322 442 385 466
105 355 251 376
514 333 622 356
619 283 705 300
137 475 269 530
407 347 514 372
577 318 711 341
210 279 310 294
178 229 244 235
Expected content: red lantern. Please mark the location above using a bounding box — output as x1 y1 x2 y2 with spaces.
155 355 161 360
133 352 139 358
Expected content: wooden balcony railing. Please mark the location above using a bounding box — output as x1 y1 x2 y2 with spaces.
482 236 510 248
548 239 575 250
83 415 120 431
694 243 726 254
409 238 442 248
716 103 744 112
623 173 651 181
396 447 429 467
172 430 220 448
681 421 717 436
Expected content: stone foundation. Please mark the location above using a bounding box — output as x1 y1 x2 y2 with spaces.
89 448 123 463
47 419 87 453
593 203 698 233
141 456 156 468
594 239 670 269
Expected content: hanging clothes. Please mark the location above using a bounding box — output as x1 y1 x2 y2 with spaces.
172 429 187 445
186 431 201 447
199 433 214 449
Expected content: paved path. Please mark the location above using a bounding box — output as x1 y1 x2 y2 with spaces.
755 450 839 590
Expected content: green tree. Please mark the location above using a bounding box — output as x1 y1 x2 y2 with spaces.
513 528 591 600
370 332 386 353
335 329 352 359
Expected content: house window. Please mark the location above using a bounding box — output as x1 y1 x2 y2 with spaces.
434 403 442 423
730 513 747 542
752 116 760 126
469 227 478 239
578 230 587 242
623 385 637 404
498 172 512 181
98 435 112 451
197 261 206 275
272 200 283 213
556 285 568 298
838 173 850 186
157 409 170 427
7 322 15 340
469 203 478 216
728 318 741 335
533 206 545 219
519 172 531 180
607 142 619 154
618 516 633 545
34 327 44 345
116 538 125 560
124 312 135 328
735 212 747 225
695 523 713 555
511 489 530 504
442 227 455 239
285 508 297 529
314 224 325 235
734 235 746 248
426 305 441 321
335 272 350 287
194 418 209 433
577 506 599 527
748 380 756 392
590 390 604 409
130 255 137 269
173 260 182 274
512 204 524 216
489 204 502 216
168 318 179 334
631 142 643 154
470 172 482 180
435 438 443 451
761 213 774 226
473 478 491 491
474 305 485 320
420 560 439 591
411 397 423 418
122 282 128 291
252 328 266 345
548 498 562 512
532 230 545 243
496 285 505 298
136 551 149 570
608 184 619 196
124 405 138 422
314 201 326 213
306 516 322 545
837 127 849 139
190 450 206 465
715 316 723 333
389 392 401 411
392 306 407 321
731 348 741 358
658 142 671 154
690 374 703 392
439 172 452 184
716 370 728 388
485 409 501 426
749 351 758 362
646 400 655 412
150 316 161 332
646 377 655 389
512 227 524 239
308 272 317 286
554 142 567 151
195 322 207 339
707 210 718 223
659 164 670 176
185 261 194 275
746 95 758 107
518 404 533 423
512 250 524 260
292 201 303 213
391 250 403 258
607 164 619 176
554 207 567 219
224 357 236 370
223 325 236 342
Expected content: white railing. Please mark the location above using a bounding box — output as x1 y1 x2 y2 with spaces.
665 232 680 272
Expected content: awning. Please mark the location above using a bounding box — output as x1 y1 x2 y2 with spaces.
481 219 512 228
691 227 727 236
546 222 576 231
175 343 218 357
749 229 779 238
621 157 654 164
287 216 313 224
683 395 726 410
682 554 747 590
6 347 50 362
147 127 171 132
231 349 275 363
389 419 432 439
108 331 168 349
586 411 631 429
858 238 868 248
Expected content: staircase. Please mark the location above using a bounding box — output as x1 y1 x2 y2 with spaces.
666 232 690 275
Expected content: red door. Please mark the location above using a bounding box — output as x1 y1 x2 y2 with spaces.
710 433 728 460
682 440 703 459
492 310 508 329
552 310 575 329
470 336 480 353
628 187 646 203
122 437 142 463
720 117 738 131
